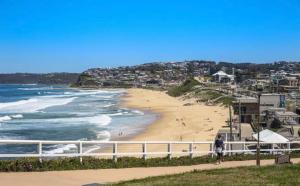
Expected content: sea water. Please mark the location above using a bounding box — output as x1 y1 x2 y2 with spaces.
0 84 157 154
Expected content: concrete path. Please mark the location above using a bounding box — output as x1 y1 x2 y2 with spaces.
1 158 300 186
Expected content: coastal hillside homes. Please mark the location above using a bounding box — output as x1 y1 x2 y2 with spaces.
278 76 299 92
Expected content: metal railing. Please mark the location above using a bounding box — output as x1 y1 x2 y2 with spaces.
0 140 299 162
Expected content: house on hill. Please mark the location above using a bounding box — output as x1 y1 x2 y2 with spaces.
212 70 234 83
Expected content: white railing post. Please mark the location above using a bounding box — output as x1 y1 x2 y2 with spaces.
228 141 232 156
224 141 227 156
210 142 214 158
38 142 42 163
243 142 246 153
287 142 291 154
272 143 275 155
142 142 147 160
167 143 172 160
113 142 118 162
189 143 193 158
79 141 83 164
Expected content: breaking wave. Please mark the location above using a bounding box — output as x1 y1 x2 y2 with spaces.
0 96 77 113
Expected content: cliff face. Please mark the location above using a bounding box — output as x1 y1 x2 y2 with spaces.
0 73 79 85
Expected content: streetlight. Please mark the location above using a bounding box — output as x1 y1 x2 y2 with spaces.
256 86 263 166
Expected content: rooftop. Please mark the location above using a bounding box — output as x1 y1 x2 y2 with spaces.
275 111 299 117
234 97 257 103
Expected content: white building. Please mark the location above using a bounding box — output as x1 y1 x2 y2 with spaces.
212 70 234 83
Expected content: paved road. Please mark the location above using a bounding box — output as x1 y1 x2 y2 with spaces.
1 158 299 186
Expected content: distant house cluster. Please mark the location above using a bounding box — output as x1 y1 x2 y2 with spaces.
76 61 214 88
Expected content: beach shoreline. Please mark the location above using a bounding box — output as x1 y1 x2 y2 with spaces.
97 88 229 155
120 88 229 142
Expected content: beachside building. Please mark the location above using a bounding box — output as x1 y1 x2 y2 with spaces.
260 94 286 114
232 97 258 123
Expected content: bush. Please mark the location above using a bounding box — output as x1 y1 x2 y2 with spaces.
1 153 297 172
167 78 200 97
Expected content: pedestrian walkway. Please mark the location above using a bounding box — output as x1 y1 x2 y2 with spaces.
1 158 299 186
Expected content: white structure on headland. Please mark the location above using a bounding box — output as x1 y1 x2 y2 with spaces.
212 70 234 83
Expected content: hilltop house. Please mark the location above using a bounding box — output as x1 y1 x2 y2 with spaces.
212 70 234 83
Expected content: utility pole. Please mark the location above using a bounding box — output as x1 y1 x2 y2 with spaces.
239 100 241 140
256 92 262 166
229 105 233 155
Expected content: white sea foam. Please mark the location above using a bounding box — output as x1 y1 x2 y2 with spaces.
0 116 11 122
108 112 123 116
44 144 78 154
36 114 112 126
64 90 121 97
44 130 111 154
96 130 111 140
0 99 37 110
0 96 77 113
86 115 112 126
132 110 144 115
21 84 37 86
11 114 23 119
103 104 115 108
18 87 53 91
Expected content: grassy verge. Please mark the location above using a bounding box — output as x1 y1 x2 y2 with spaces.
110 164 300 186
1 153 299 172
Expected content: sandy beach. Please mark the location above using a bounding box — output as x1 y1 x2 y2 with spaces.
113 88 229 155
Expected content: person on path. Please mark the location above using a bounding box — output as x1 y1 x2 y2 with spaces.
214 134 224 164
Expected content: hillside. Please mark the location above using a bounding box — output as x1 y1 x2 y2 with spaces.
0 73 79 85
75 60 300 88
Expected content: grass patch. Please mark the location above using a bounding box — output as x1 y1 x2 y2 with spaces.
110 164 300 186
1 153 298 172
167 78 200 97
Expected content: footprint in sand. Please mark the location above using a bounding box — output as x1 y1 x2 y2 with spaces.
205 128 213 131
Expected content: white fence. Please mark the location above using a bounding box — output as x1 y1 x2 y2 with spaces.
0 140 299 162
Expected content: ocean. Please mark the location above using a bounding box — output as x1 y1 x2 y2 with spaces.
0 84 157 154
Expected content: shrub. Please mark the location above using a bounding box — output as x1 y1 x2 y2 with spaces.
167 78 200 97
1 153 297 172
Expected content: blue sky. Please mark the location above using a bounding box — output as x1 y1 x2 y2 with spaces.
0 0 300 73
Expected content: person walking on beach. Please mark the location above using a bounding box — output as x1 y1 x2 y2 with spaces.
214 134 224 164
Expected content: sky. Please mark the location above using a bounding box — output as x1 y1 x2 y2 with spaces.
0 0 300 73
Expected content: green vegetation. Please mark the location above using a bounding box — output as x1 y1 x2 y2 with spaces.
218 96 235 106
167 78 235 105
167 78 200 97
76 73 99 87
110 164 300 186
194 89 235 106
0 153 297 172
